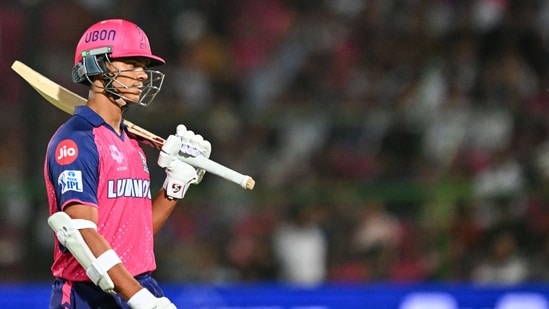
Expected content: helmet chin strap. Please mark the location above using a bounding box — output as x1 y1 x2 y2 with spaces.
114 97 130 113
102 75 137 113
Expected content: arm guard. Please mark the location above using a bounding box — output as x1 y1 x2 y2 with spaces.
48 211 122 293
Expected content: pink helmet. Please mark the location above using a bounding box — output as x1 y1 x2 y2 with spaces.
71 19 166 106
74 19 164 66
72 19 165 84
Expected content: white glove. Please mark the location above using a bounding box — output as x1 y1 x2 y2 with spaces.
158 135 197 200
158 125 211 199
127 288 176 309
177 125 211 184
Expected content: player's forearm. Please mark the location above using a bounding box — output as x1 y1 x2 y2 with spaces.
108 265 143 300
80 229 143 299
151 189 179 234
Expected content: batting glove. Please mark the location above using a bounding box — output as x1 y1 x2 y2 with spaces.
127 288 177 309
158 125 211 199
177 125 211 184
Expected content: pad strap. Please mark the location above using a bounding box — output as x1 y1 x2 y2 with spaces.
87 249 122 287
72 219 97 230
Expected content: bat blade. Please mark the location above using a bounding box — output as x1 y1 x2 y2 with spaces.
11 60 255 190
11 61 85 114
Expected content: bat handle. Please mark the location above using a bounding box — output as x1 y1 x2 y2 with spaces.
179 156 255 190
244 177 256 191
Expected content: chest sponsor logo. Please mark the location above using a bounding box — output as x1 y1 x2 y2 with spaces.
55 139 78 165
58 170 83 194
109 145 125 164
107 179 151 199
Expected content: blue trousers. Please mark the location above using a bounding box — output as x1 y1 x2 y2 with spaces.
49 273 165 309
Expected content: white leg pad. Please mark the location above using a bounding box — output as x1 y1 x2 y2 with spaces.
48 211 120 294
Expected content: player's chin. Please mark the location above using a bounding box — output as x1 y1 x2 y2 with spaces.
119 90 141 101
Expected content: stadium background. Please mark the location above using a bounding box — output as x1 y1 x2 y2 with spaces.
2 0 549 307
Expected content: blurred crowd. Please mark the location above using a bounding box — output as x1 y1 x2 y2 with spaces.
3 0 549 286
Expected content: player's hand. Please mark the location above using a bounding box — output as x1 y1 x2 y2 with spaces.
127 288 177 309
158 134 198 200
176 124 211 184
158 125 211 182
158 125 211 199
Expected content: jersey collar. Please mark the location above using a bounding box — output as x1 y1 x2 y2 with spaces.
74 105 127 130
74 105 105 127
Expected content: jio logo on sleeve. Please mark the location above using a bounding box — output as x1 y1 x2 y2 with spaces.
55 139 79 165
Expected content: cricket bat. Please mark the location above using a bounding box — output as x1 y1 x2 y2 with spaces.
11 60 255 190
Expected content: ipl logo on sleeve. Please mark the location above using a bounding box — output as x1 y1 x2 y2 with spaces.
58 170 84 194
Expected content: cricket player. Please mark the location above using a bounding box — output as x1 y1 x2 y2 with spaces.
44 19 211 309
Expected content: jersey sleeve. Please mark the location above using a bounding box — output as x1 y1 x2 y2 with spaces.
46 119 100 210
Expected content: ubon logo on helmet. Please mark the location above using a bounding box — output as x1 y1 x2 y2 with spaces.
74 19 164 67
